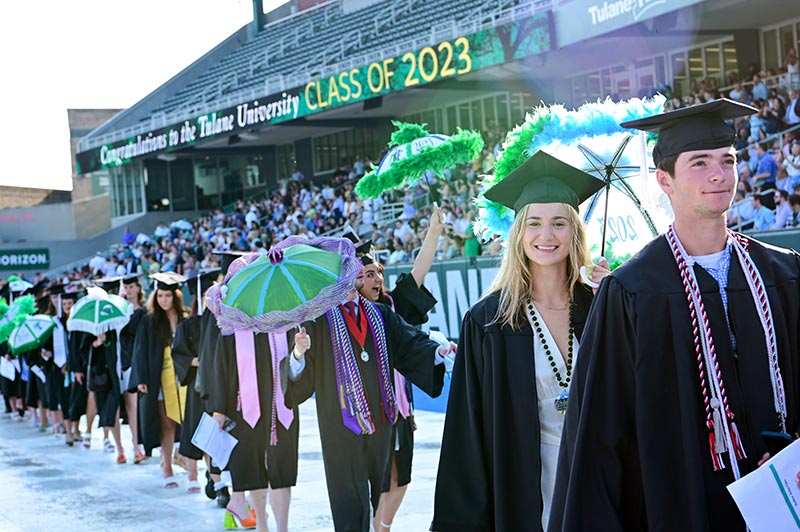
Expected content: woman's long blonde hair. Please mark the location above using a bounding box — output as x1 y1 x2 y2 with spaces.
486 203 590 329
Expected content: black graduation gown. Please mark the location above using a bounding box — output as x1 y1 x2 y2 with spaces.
286 299 445 532
0 342 23 399
23 347 45 408
430 286 593 532
549 235 800 532
130 313 183 454
119 307 146 392
172 315 204 460
88 330 121 427
41 317 71 415
195 310 220 400
382 272 438 490
66 331 91 422
206 331 299 492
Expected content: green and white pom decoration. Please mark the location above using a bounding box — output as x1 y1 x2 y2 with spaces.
475 96 667 242
355 120 484 199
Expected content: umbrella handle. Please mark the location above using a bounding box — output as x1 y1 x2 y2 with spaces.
579 266 600 289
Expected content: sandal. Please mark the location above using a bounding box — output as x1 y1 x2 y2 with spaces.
172 451 189 471
65 433 74 447
82 436 92 449
224 506 256 529
186 479 201 494
116 453 127 464
133 450 147 464
103 438 115 453
163 475 179 489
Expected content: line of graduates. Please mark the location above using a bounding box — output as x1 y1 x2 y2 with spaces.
1 217 453 532
0 276 146 462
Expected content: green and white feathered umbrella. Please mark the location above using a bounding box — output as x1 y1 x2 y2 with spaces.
354 121 484 199
67 287 132 336
8 314 56 356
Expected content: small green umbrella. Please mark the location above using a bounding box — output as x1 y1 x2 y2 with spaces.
0 295 36 344
8 314 56 356
67 287 132 336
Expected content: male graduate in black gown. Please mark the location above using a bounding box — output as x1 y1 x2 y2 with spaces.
287 275 448 532
549 99 800 532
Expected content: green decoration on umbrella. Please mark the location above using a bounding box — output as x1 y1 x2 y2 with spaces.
222 244 343 317
8 314 56 356
0 295 36 343
354 121 484 199
67 287 132 336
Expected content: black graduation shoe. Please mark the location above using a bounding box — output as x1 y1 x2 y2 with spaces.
204 470 216 500
216 487 231 508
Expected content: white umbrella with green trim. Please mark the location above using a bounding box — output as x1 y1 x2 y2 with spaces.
67 287 132 336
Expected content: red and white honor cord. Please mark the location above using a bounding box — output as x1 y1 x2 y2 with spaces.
729 232 787 433
666 228 746 478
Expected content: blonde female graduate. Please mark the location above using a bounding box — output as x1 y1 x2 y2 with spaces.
431 152 608 532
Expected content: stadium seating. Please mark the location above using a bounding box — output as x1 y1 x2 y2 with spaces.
148 0 524 119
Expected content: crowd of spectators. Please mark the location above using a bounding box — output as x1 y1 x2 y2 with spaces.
18 56 800 286
46 131 508 285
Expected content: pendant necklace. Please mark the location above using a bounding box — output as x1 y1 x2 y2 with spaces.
528 299 574 414
341 301 370 362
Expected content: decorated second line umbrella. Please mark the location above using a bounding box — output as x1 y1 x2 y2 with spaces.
355 121 484 199
207 236 363 336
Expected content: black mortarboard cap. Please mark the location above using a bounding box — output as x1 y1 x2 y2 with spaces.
213 251 248 276
95 273 142 293
23 279 49 297
188 269 221 296
61 290 81 301
49 284 81 301
48 284 67 296
483 151 605 212
620 98 757 167
150 272 187 291
341 226 373 255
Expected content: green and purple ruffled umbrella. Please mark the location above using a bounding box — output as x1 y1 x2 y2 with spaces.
354 121 484 199
206 236 363 336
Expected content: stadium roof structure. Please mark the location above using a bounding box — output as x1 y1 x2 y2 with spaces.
76 0 555 171
76 0 790 175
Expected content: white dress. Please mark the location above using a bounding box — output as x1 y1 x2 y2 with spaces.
527 302 579 532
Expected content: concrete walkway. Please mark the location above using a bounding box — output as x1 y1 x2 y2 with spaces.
0 402 445 532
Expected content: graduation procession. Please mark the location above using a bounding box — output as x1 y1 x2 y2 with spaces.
2 95 800 532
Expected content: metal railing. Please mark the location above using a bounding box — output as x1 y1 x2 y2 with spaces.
736 123 800 158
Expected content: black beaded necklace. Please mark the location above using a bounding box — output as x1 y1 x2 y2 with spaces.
528 299 574 389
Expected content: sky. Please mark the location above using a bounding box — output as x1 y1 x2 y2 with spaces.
0 0 286 191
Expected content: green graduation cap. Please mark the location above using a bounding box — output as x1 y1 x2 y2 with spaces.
483 151 605 212
620 98 757 167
